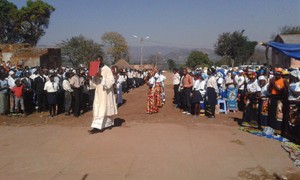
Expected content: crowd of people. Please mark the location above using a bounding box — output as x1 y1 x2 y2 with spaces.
2 59 300 140
172 65 300 141
0 61 146 119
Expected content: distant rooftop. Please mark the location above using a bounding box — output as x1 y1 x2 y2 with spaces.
275 34 300 44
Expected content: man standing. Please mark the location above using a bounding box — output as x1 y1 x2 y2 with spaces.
33 70 47 113
89 57 118 134
62 72 73 116
22 71 34 115
173 68 181 106
182 68 193 115
70 69 81 117
235 70 245 111
55 68 65 114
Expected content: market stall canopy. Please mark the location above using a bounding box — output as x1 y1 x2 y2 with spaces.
265 42 300 60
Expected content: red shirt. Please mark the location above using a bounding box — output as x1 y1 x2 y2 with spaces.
12 85 24 98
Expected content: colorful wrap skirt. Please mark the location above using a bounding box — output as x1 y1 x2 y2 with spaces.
146 88 158 114
154 82 163 107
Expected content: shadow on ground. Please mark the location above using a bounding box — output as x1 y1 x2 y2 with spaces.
114 118 125 127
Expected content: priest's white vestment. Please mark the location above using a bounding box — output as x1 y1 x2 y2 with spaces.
91 65 118 129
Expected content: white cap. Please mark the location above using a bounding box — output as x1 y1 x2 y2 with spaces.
9 71 14 75
258 75 266 81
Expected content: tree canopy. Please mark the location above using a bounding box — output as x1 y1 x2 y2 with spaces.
59 35 103 67
101 32 129 64
167 59 176 70
214 30 257 67
186 51 212 68
280 25 300 35
0 0 55 46
0 0 18 44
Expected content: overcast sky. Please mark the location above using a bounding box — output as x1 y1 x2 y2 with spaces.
9 0 300 48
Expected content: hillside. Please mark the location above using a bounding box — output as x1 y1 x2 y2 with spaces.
129 46 220 65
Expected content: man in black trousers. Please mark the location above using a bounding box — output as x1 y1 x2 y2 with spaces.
70 69 81 117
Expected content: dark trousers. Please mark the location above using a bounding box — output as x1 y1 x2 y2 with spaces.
268 95 289 135
183 88 192 113
238 89 245 111
23 91 34 114
64 91 72 114
56 90 65 114
72 88 81 116
173 84 180 104
36 93 47 112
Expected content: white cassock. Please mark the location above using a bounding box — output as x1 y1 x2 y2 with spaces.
91 65 118 129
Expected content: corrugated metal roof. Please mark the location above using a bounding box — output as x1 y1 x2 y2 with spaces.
277 34 300 44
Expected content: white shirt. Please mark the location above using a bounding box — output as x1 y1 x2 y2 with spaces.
235 75 245 90
207 76 219 93
193 79 201 91
30 74 38 80
148 77 155 89
173 73 180 85
260 83 269 97
289 82 300 100
246 79 261 93
127 71 133 78
116 75 125 88
44 81 59 93
157 74 166 83
7 76 15 88
199 80 206 97
63 79 73 92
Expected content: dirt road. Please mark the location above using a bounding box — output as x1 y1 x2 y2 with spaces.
0 72 299 179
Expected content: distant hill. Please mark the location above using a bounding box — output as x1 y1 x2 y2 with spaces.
129 46 220 65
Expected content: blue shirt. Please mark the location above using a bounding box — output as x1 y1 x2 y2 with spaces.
0 79 8 94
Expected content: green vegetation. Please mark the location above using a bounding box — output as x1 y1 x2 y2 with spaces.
101 32 130 64
214 30 257 67
0 0 55 46
167 59 176 70
280 25 300 35
59 35 103 67
186 50 212 68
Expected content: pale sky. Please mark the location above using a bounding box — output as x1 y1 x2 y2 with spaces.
9 0 300 49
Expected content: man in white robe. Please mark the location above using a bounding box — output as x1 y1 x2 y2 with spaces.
89 58 118 134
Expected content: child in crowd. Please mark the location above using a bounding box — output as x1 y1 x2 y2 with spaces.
11 79 25 116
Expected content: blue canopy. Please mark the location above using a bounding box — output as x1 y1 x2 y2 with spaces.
267 42 300 60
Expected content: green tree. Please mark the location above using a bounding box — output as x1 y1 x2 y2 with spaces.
280 25 300 35
186 50 211 68
0 0 18 43
214 56 231 67
214 30 257 67
101 32 129 64
15 0 55 46
167 59 176 70
59 35 103 67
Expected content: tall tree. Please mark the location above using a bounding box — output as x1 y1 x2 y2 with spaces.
186 50 211 68
167 59 176 70
59 35 103 67
15 0 55 46
0 0 18 43
214 30 257 67
101 32 129 64
280 25 300 35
